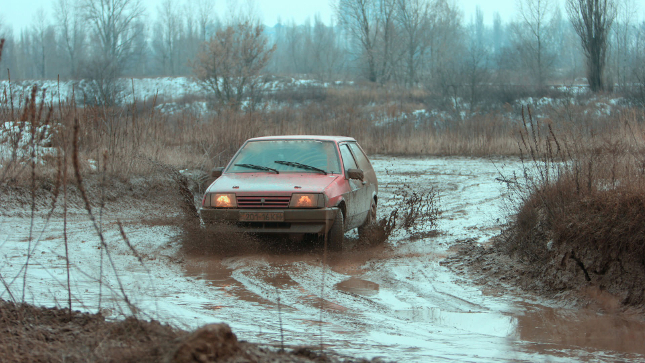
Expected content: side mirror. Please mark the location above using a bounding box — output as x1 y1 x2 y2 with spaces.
211 167 224 178
347 168 364 181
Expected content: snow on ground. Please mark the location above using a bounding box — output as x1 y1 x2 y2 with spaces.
1 77 623 122
2 156 644 361
0 77 205 107
0 121 57 167
0 76 343 109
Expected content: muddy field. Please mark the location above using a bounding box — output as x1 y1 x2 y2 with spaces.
2 156 645 362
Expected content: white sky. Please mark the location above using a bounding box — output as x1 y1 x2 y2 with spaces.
0 0 642 34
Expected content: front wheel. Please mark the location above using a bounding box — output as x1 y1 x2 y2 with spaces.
327 209 345 252
358 199 377 238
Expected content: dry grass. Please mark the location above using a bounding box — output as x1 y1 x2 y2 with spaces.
499 106 645 306
8 77 632 185
0 82 526 185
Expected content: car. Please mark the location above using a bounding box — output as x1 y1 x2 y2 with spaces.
199 135 378 251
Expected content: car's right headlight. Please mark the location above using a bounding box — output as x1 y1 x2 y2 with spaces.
289 193 325 208
202 193 237 208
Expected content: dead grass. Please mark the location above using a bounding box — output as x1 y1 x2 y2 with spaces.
499 106 645 307
6 78 639 187
1 81 527 185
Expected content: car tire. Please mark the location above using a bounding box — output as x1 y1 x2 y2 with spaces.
358 199 377 238
327 209 345 252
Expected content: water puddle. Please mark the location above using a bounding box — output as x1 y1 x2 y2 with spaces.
515 303 645 356
298 294 348 312
393 307 517 338
183 259 276 307
183 259 236 286
258 268 300 289
335 277 380 297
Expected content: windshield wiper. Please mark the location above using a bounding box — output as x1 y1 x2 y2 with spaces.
234 163 279 174
275 160 327 175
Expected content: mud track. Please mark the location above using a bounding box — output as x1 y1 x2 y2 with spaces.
2 156 645 362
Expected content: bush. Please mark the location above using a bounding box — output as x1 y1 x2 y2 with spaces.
499 105 645 306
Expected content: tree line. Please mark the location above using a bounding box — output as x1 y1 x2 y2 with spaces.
0 0 644 101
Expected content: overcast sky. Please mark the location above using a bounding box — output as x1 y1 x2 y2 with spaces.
1 0 642 34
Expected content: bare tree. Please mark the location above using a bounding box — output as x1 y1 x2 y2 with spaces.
192 22 276 110
336 0 403 83
311 16 347 81
463 6 490 110
566 0 617 92
633 21 645 103
80 0 145 66
492 12 505 60
194 0 217 42
32 9 51 79
423 0 463 94
55 0 85 78
0 16 15 80
396 0 430 86
513 0 558 87
376 0 399 84
610 0 638 90
336 0 380 82
155 0 182 75
224 0 261 27
79 0 144 103
284 19 307 73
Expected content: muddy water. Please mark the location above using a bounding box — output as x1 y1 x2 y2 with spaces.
516 303 645 357
180 157 645 362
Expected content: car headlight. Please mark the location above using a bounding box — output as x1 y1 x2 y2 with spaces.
289 193 325 208
203 193 237 208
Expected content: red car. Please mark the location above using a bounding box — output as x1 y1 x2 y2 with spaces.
199 135 378 251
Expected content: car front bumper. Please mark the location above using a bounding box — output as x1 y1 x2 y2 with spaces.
199 207 338 234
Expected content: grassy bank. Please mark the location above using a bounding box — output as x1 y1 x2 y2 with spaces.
2 80 642 185
498 106 645 307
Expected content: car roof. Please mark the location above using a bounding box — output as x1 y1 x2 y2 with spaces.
247 135 357 143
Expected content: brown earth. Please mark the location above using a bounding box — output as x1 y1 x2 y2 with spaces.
0 299 379 363
442 236 645 315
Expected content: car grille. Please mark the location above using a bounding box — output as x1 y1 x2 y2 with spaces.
236 196 290 208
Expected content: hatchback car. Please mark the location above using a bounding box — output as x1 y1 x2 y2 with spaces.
199 135 378 251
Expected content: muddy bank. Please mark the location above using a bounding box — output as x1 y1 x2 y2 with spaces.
0 300 368 363
444 237 645 314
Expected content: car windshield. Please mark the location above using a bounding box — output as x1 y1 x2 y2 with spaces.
228 140 342 174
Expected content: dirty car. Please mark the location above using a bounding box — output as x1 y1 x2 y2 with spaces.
199 135 378 251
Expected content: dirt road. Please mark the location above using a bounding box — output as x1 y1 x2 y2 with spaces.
2 156 645 362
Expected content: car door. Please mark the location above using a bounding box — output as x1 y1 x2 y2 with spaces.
347 142 377 224
339 143 369 229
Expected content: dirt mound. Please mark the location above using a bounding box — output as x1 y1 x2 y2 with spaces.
0 300 357 363
172 323 239 362
543 192 645 306
447 189 645 311
0 300 182 363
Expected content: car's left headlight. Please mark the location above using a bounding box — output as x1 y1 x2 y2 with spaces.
202 193 237 208
289 193 325 208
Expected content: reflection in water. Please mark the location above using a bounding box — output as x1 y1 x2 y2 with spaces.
183 258 278 307
394 308 518 338
516 304 645 356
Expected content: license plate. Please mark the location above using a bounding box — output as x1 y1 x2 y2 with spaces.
239 212 284 222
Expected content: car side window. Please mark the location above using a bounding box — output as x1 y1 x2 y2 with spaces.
340 144 358 171
348 143 371 171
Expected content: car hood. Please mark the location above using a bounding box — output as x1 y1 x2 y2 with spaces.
206 173 340 194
